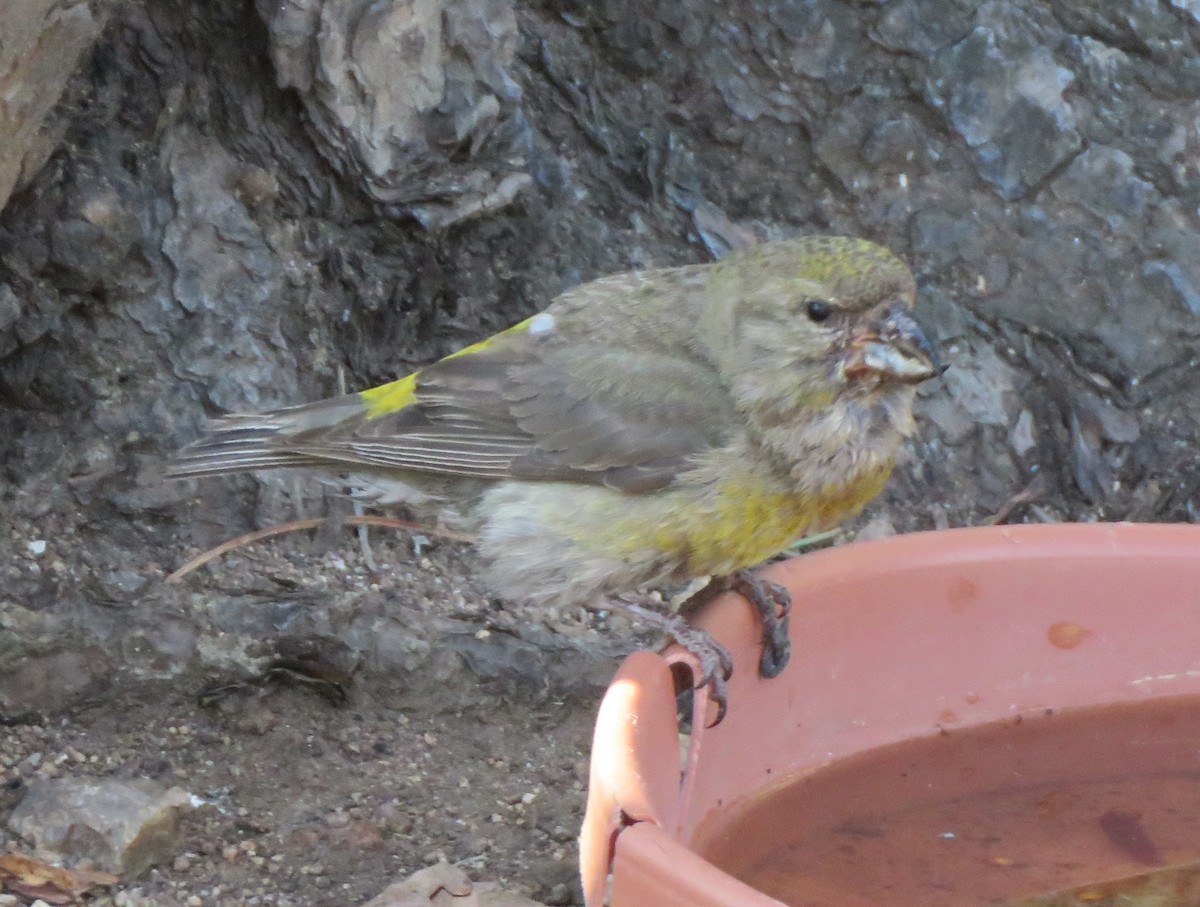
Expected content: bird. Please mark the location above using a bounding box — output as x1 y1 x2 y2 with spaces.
169 236 939 720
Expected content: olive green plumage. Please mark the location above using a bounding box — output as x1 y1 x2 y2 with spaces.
171 236 937 609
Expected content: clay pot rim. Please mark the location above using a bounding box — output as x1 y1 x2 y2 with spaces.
581 522 1200 906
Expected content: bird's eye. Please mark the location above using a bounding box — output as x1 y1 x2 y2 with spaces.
805 299 832 323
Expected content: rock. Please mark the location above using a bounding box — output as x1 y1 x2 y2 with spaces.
474 882 555 907
365 862 473 906
870 0 976 58
162 126 296 413
1051 147 1153 230
8 778 195 878
919 340 1018 446
928 25 1082 199
0 0 104 211
365 862 548 906
255 0 531 226
526 856 580 906
0 649 111 716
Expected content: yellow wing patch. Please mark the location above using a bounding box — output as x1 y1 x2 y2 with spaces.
359 373 419 417
358 316 535 418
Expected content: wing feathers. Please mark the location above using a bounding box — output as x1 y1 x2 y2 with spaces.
172 269 735 492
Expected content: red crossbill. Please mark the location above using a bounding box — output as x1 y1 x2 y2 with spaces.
170 236 938 716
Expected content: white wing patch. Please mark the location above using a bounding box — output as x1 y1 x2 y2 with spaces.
527 313 556 336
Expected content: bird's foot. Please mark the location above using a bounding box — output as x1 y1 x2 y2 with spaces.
601 596 734 726
728 570 792 678
679 571 792 680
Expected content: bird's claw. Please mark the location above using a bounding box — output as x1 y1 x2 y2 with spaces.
602 597 734 727
730 570 792 678
675 622 734 727
671 626 733 727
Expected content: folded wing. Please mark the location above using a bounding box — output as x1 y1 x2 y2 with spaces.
171 288 733 494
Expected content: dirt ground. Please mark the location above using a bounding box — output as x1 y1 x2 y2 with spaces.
1 526 626 907
0 474 932 907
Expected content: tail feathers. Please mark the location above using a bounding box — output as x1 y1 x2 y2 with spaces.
168 395 366 480
167 447 327 479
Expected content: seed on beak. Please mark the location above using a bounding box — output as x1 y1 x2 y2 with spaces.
845 307 940 384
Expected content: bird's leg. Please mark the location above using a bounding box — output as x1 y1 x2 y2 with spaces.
598 596 734 726
681 571 792 679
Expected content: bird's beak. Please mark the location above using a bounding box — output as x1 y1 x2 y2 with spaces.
844 305 940 384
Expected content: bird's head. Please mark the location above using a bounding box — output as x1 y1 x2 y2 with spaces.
701 236 939 428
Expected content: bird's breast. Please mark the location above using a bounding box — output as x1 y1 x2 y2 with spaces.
669 461 894 575
591 456 894 579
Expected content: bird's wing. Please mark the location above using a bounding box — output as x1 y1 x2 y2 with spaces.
170 267 735 493
297 323 732 493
